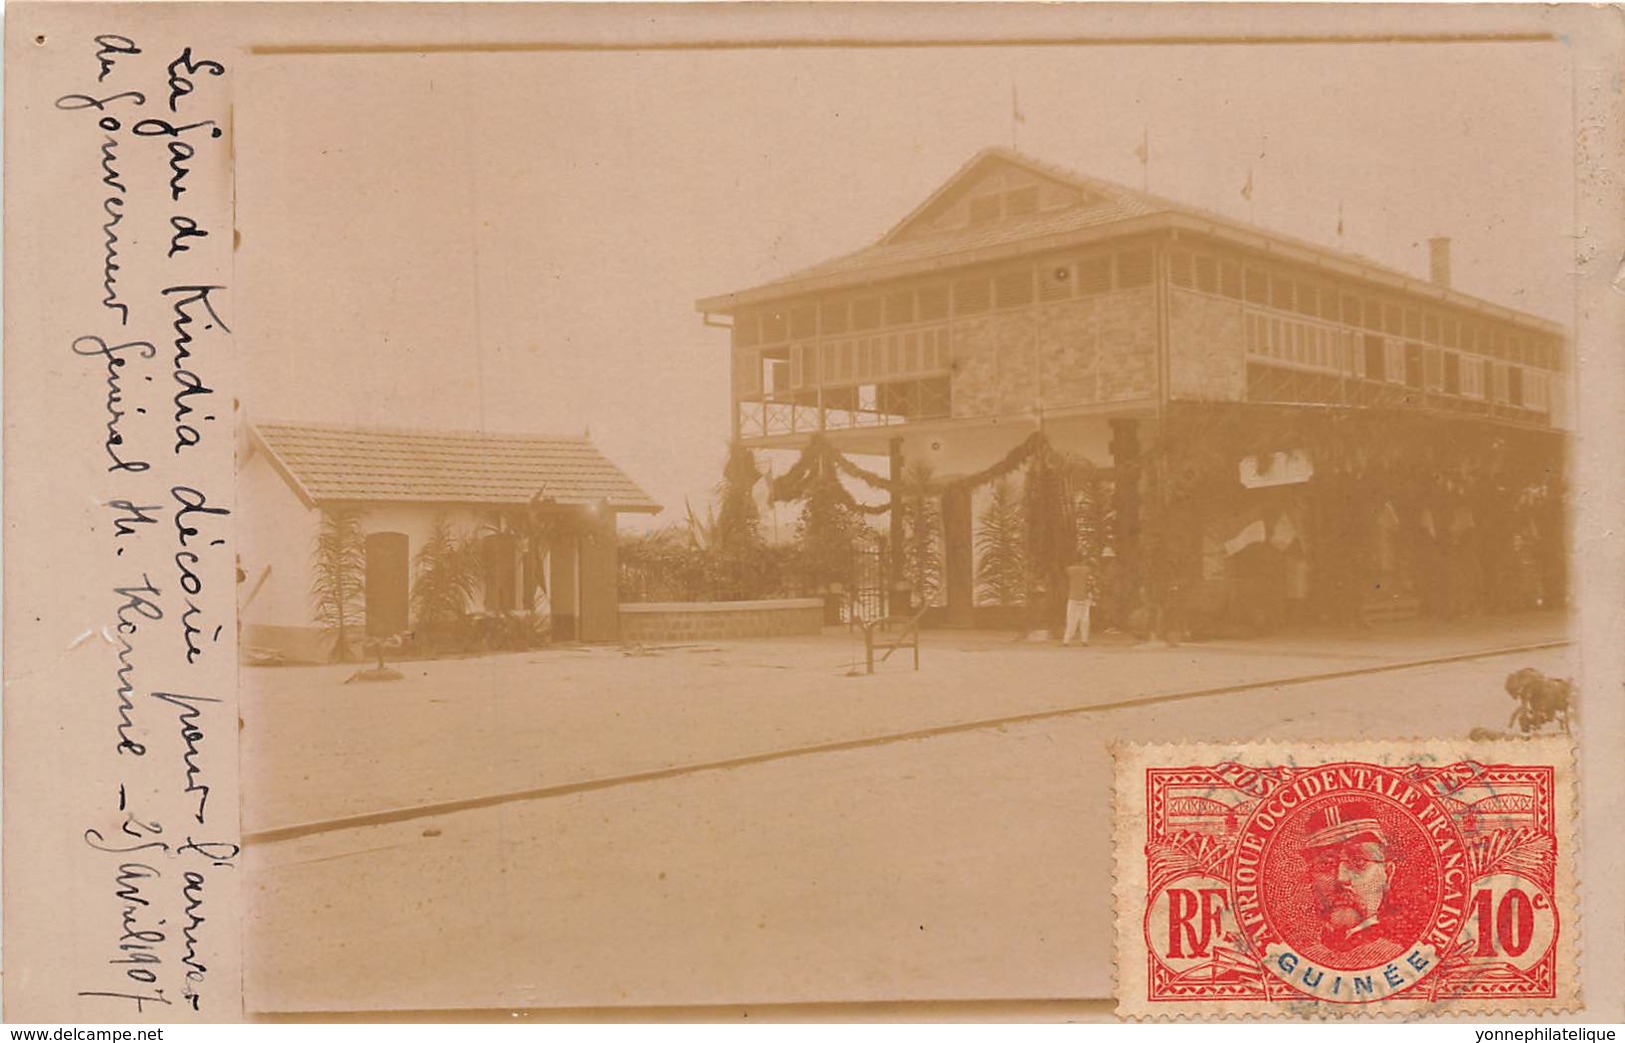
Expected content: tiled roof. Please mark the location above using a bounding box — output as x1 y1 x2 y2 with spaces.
252 421 660 513
698 147 1562 333
772 195 1166 286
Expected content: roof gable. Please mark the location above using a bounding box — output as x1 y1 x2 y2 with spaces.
883 151 1112 244
251 422 660 513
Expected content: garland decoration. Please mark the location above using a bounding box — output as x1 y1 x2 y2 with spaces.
768 430 1057 507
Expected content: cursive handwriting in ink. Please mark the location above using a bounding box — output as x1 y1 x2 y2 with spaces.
149 691 220 823
178 871 208 1010
167 215 208 258
132 116 223 202
73 335 155 473
160 286 229 453
56 89 146 326
94 34 141 82
106 498 162 540
165 48 224 113
79 816 173 1010
172 485 229 663
112 576 163 756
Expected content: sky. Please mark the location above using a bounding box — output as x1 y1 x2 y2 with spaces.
234 33 1577 528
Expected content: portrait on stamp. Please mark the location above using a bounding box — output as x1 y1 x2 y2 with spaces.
1115 740 1574 1017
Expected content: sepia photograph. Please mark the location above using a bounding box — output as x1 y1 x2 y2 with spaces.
7 0 1622 1026
227 13 1581 1016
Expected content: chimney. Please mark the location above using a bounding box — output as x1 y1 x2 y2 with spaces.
1428 237 1452 289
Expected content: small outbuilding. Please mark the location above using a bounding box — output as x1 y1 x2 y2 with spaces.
239 420 659 662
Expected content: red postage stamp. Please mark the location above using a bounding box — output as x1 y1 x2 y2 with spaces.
1113 739 1577 1018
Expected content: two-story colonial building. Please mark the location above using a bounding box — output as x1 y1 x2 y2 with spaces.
698 148 1568 632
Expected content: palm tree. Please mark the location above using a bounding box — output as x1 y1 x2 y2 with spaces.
903 461 942 607
411 513 479 650
310 507 366 662
975 478 1026 606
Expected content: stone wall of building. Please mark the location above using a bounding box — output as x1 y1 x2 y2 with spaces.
619 598 825 643
1167 287 1248 402
950 288 1157 420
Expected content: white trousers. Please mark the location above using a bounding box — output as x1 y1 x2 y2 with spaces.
1063 598 1093 645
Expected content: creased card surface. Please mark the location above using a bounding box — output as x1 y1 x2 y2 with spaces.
6 2 1625 1024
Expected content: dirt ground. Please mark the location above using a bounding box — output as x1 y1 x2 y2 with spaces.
240 611 1573 1014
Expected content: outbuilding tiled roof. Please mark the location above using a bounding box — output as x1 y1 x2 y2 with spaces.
252 421 660 513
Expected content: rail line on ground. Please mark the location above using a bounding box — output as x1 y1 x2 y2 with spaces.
242 639 1568 846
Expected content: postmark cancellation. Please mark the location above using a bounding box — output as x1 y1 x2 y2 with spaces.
1112 738 1577 1018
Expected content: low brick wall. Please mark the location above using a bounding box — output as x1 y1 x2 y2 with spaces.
619 598 825 643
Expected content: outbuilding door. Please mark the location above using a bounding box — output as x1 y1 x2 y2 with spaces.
365 531 410 638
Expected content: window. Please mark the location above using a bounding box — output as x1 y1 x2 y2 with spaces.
1507 365 1525 407
1363 298 1383 332
884 291 914 326
1443 352 1461 394
481 534 519 613
1169 251 1194 289
1076 256 1112 295
1319 286 1340 322
995 267 1034 309
1387 340 1407 385
734 313 760 348
1294 283 1319 318
1461 357 1485 399
1364 335 1386 381
1038 262 1074 302
1116 249 1154 289
1442 317 1459 348
734 349 762 396
1405 343 1425 389
1526 370 1549 411
1270 275 1293 311
1384 303 1403 336
790 305 817 340
953 277 991 314
1220 261 1243 299
820 300 849 335
1244 267 1269 305
1342 294 1362 326
1195 255 1219 294
917 285 948 321
1491 362 1509 403
1404 309 1422 339
1424 313 1440 344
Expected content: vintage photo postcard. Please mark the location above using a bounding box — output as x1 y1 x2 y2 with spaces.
5 1 1623 1024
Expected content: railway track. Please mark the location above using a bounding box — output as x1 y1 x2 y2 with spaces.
242 639 1568 846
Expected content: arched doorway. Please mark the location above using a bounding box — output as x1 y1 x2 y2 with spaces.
364 531 410 638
